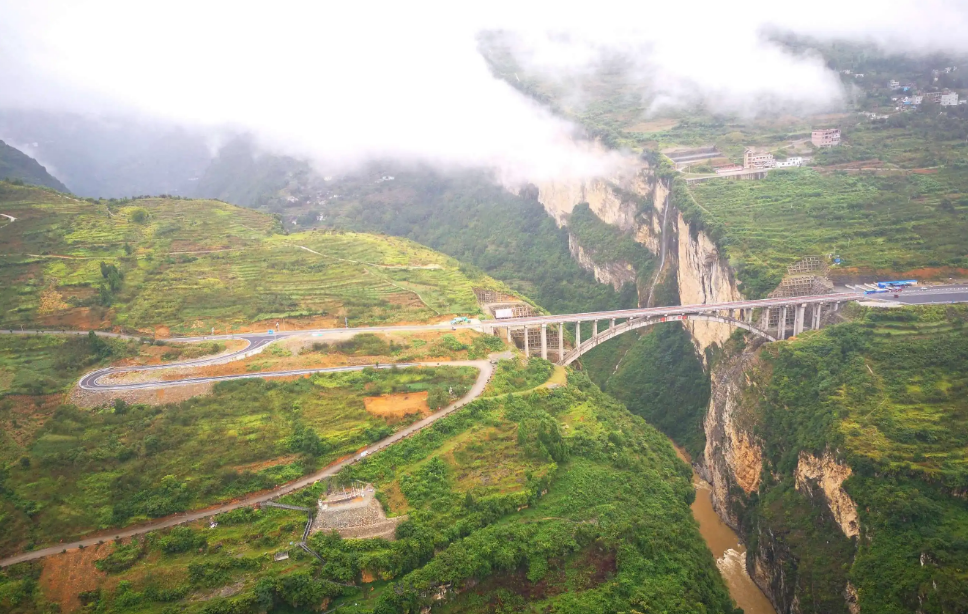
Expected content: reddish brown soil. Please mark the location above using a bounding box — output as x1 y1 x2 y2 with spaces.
40 542 111 613
364 391 430 421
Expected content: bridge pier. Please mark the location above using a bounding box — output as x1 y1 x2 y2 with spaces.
506 326 511 342
812 304 822 329
558 323 564 362
610 318 615 329
540 324 548 360
593 320 598 337
794 304 806 336
523 326 530 357
746 308 753 324
778 306 788 339
575 321 581 348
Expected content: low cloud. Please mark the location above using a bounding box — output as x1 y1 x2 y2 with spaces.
1 0 966 183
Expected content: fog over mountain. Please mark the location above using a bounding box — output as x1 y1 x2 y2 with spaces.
1 0 967 188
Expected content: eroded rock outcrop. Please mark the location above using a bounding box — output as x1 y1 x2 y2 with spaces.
795 450 860 538
568 234 637 291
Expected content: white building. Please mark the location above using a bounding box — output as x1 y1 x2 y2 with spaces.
940 92 959 106
775 157 803 168
889 79 900 90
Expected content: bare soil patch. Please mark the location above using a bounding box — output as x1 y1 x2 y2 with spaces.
233 454 300 473
364 391 430 421
40 542 111 613
70 381 215 408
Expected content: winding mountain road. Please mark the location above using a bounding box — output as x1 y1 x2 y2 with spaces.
0 355 498 568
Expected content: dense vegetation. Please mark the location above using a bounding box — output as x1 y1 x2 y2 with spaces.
604 324 711 460
0 140 69 192
730 306 968 613
1 366 740 613
313 168 638 316
0 365 475 556
0 182 509 333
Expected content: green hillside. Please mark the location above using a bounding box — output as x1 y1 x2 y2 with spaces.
0 182 508 334
0 140 69 192
1 365 740 614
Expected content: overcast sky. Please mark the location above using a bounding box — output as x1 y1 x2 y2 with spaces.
2 0 967 181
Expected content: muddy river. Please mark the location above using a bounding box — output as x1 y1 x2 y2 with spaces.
675 447 776 614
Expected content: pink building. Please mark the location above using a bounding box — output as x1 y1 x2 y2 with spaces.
811 129 841 147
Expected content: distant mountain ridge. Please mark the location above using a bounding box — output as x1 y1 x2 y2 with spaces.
0 139 69 192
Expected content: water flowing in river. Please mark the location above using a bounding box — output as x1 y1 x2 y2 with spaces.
675 447 776 614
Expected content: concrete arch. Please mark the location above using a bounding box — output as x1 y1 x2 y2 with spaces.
560 314 776 366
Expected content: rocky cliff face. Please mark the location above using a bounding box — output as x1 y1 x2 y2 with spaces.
700 349 764 527
568 233 637 291
532 173 645 231
795 451 860 539
675 212 743 351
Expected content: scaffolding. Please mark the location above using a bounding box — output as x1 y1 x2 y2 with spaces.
473 288 521 305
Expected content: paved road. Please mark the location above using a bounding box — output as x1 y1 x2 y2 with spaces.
0 357 496 568
869 285 968 306
493 285 968 328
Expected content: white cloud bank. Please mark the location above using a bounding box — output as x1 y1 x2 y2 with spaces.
1 0 967 181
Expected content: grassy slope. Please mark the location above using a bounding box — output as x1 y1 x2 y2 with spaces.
0 366 477 557
1 368 739 614
0 182 507 333
689 164 968 297
736 305 968 613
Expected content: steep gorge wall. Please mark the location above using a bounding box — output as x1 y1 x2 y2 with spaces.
701 348 861 613
530 165 741 352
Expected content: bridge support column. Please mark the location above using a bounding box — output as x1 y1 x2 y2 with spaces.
812 304 822 329
523 326 530 357
610 318 615 330
794 304 806 336
593 320 598 337
575 321 581 348
506 326 512 342
540 324 548 360
558 323 564 362
746 308 753 324
834 302 841 311
778 306 788 340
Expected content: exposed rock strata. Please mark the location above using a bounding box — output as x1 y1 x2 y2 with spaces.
795 450 860 538
567 234 637 290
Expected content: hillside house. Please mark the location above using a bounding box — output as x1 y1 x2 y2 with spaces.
743 148 775 169
811 129 841 147
940 92 959 106
775 157 803 168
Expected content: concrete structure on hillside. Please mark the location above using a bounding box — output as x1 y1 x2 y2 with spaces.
941 92 959 106
312 483 406 540
743 148 775 169
811 129 841 147
775 156 803 168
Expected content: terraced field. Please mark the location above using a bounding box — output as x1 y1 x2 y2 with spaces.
686 168 968 296
0 182 504 333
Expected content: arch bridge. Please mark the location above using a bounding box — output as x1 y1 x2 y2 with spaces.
481 292 859 365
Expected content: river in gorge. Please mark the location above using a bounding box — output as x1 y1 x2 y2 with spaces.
674 447 776 614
